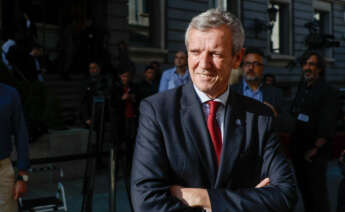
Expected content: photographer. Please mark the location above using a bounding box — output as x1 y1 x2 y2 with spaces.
110 68 138 177
80 61 110 128
0 84 29 212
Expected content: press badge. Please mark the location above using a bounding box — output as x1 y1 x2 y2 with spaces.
297 113 309 122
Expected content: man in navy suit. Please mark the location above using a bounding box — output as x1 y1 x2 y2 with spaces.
131 9 297 212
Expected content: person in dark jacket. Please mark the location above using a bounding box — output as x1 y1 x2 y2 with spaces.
20 43 44 82
290 51 338 212
110 68 139 175
137 65 159 102
80 61 109 128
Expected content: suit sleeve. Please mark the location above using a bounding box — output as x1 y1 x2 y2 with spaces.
131 100 202 212
208 118 297 212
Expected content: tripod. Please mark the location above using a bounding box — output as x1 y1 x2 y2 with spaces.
80 95 133 212
81 95 106 212
108 99 134 212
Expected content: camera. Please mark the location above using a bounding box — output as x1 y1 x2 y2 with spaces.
304 20 340 50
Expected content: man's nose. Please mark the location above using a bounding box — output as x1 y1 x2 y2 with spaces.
303 63 310 69
199 52 212 69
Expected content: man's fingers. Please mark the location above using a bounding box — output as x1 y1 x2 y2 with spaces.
263 102 278 117
13 189 19 200
13 181 27 200
256 178 270 188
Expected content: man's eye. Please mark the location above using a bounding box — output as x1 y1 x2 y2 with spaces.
189 51 200 55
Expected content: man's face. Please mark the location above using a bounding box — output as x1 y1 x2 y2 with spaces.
174 51 187 69
302 55 320 83
264 76 274 85
120 72 131 85
242 53 264 83
144 68 155 81
32 48 41 57
151 63 160 70
187 25 243 98
89 63 100 77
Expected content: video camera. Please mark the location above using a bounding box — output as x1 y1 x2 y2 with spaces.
304 19 340 50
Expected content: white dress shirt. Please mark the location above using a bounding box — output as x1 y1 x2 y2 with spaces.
193 85 230 142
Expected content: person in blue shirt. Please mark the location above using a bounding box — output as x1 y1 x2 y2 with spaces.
158 51 189 92
0 83 30 212
231 47 294 133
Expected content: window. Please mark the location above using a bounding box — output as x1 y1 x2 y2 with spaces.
209 0 241 17
128 0 165 49
269 0 291 55
228 0 241 18
209 0 227 10
128 0 151 45
313 0 333 58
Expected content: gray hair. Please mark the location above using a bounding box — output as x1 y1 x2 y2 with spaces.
185 8 245 55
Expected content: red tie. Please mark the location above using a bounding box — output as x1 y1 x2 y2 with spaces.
207 100 222 165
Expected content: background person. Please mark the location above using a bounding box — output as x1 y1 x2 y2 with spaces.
159 50 189 92
290 51 337 212
0 84 30 212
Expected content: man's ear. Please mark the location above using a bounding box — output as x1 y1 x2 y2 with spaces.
232 48 245 69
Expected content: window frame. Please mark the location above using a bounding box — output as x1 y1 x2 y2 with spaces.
209 0 241 18
268 0 293 58
313 0 334 59
128 0 167 63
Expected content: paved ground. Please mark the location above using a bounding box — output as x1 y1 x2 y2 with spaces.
23 160 343 212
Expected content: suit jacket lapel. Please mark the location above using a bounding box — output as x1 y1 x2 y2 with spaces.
216 90 245 187
180 82 217 185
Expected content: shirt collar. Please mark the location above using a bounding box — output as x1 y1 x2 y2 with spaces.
193 84 229 106
173 67 189 77
243 78 263 92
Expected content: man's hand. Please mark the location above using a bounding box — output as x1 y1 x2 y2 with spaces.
122 93 130 100
13 180 27 200
304 137 326 162
86 120 91 125
170 186 211 211
170 178 270 211
304 148 318 162
263 102 278 117
255 178 270 188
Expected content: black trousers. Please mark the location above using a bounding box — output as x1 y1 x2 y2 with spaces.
292 153 330 212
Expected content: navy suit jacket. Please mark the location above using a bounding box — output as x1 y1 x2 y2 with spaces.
131 81 297 212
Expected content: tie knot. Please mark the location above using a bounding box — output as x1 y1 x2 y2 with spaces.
207 100 220 114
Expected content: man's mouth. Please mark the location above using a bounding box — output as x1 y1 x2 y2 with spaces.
197 71 214 77
303 69 312 75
